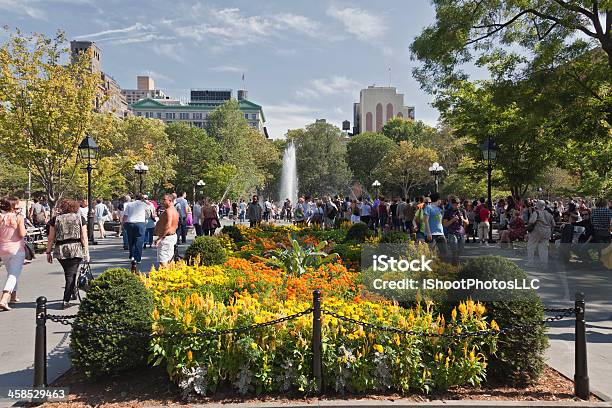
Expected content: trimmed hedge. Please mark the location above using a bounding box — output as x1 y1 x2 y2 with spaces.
221 225 244 244
71 268 153 377
448 256 548 385
185 236 228 266
344 222 370 243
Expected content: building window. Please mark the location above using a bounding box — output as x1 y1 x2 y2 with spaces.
397 112 404 118
386 103 394 122
244 113 249 119
193 112 202 120
156 112 162 119
179 112 189 120
251 113 257 120
136 111 142 117
365 112 373 132
165 112 175 119
375 103 383 132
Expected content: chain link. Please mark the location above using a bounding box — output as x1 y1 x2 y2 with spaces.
40 306 577 339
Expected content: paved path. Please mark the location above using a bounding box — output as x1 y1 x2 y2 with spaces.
0 227 610 401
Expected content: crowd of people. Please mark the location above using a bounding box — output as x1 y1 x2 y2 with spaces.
1 189 610 311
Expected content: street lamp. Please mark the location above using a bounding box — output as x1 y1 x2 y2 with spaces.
428 162 444 194
372 180 381 199
133 162 149 194
193 179 205 202
480 137 497 243
78 134 99 245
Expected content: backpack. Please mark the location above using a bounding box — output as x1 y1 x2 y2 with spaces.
34 205 46 224
326 204 338 219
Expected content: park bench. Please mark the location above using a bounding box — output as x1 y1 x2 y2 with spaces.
26 226 48 251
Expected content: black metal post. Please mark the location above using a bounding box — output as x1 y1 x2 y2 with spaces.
34 296 47 387
86 161 96 245
574 292 589 399
312 290 322 395
434 173 439 194
138 173 143 194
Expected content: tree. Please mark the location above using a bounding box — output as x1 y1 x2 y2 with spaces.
166 122 220 199
346 132 395 187
290 122 352 197
373 141 437 199
381 118 437 144
0 29 100 206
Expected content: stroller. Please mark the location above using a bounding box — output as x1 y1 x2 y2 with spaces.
73 261 94 301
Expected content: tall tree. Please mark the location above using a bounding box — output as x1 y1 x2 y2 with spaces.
290 122 352 197
381 118 437 144
0 29 99 206
373 141 437 199
346 132 395 188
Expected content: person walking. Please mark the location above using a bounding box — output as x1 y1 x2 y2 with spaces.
192 199 202 237
143 196 157 249
122 193 149 269
0 197 27 311
29 198 47 227
246 195 263 228
591 198 611 243
46 199 89 309
154 194 179 268
477 201 491 245
94 198 109 239
201 199 220 236
443 196 468 265
174 192 189 244
526 200 555 267
239 198 247 223
424 193 448 255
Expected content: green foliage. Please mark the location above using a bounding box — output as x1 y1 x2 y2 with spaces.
290 121 352 197
185 236 229 266
346 132 395 187
221 225 245 244
70 268 153 377
380 230 410 243
264 239 339 276
344 222 371 243
450 256 548 384
382 118 437 144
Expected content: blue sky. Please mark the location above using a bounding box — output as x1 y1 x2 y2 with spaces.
1 0 444 138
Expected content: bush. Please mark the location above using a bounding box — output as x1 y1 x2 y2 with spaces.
185 236 228 266
221 225 244 244
380 230 410 243
71 268 153 377
449 256 548 384
344 222 371 243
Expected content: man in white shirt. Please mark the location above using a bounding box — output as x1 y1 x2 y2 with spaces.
174 191 189 244
79 199 89 220
122 193 149 268
94 199 110 239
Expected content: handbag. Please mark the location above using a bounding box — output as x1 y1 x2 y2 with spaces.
24 241 36 260
77 261 94 292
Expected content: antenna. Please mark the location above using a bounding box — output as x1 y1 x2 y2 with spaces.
388 67 391 87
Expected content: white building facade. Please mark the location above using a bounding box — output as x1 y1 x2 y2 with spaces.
353 86 415 134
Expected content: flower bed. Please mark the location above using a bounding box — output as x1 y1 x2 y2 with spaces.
138 224 499 397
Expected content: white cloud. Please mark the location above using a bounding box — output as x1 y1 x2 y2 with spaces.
327 6 386 42
151 43 185 63
0 0 45 19
75 23 153 39
171 8 322 47
296 75 362 99
210 65 244 73
263 103 322 138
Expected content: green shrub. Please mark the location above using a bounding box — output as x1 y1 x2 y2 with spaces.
344 222 370 243
71 268 153 377
221 225 244 243
185 236 228 266
380 230 410 243
449 256 548 385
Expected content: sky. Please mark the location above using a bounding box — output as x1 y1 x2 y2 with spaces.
1 0 444 139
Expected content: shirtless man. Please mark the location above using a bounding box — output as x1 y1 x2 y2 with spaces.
154 194 179 267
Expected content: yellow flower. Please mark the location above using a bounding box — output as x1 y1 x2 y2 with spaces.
373 344 384 353
152 309 160 320
475 302 486 316
451 308 457 321
458 302 467 316
251 342 258 350
490 319 500 331
445 356 450 369
183 313 192 326
187 350 193 361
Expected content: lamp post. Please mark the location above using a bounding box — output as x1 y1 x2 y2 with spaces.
428 162 444 194
372 179 381 199
480 137 497 243
193 179 205 202
133 162 149 194
78 134 99 245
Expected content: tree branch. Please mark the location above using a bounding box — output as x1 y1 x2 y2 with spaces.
551 0 595 20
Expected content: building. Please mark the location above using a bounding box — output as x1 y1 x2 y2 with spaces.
353 86 415 135
70 40 128 118
121 75 168 106
129 88 267 135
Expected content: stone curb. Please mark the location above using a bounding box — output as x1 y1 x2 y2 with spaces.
143 400 612 408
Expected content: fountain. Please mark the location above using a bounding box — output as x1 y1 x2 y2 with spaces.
279 140 298 205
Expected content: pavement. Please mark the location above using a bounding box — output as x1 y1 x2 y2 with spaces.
0 225 610 403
